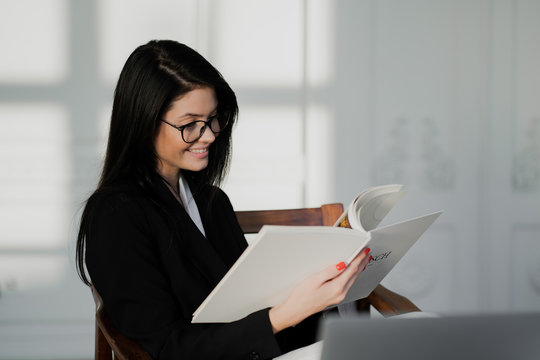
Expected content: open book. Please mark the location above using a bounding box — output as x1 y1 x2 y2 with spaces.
192 184 442 323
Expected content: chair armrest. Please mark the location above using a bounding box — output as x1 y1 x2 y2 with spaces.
366 285 421 317
92 285 152 360
95 309 152 360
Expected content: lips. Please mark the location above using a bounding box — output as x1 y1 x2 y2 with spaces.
187 147 209 159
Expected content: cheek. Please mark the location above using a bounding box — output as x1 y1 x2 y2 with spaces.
155 131 176 159
158 133 193 161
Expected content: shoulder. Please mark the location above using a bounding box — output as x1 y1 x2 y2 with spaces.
209 185 233 205
83 183 170 263
87 185 145 214
85 184 159 232
195 185 237 215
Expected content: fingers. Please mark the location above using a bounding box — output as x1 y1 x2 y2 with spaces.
352 247 371 264
343 259 367 292
342 247 371 276
313 260 349 284
359 251 373 272
313 247 372 293
331 247 372 293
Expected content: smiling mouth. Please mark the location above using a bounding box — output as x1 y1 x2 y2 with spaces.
189 148 208 154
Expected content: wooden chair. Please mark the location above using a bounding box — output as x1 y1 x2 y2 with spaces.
92 285 152 360
235 203 421 316
91 203 420 359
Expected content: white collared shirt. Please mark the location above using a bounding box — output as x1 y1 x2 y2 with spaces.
178 174 206 237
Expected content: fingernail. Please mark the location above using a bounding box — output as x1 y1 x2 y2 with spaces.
369 255 373 262
336 262 346 271
364 248 371 255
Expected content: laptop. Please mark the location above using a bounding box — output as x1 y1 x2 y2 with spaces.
319 312 540 360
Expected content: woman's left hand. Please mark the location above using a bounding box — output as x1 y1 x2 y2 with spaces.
268 248 372 333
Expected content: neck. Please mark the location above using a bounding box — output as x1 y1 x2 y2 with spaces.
164 178 179 194
162 177 184 208
157 165 180 192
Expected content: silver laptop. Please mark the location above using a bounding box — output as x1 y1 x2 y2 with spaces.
319 312 540 360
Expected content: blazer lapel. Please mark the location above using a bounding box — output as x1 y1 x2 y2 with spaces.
155 180 229 287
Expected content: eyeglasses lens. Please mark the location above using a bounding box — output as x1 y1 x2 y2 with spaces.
183 118 228 143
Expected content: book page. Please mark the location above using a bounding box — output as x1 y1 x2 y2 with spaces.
334 184 403 231
192 185 442 324
359 191 406 231
341 211 442 303
192 225 369 323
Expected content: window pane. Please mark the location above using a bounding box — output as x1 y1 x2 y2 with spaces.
0 254 66 304
98 0 199 83
224 106 304 209
212 0 304 87
0 104 70 248
0 0 68 84
306 0 334 86
305 105 335 206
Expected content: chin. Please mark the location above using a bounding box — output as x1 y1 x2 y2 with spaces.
187 162 209 172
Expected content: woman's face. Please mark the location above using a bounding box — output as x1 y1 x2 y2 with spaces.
155 87 218 182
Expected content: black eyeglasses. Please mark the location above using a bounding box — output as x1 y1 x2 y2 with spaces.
160 115 228 143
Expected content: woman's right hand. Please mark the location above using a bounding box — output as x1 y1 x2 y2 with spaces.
268 247 372 333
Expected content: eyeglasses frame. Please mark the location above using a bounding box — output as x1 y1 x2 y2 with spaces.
160 116 228 144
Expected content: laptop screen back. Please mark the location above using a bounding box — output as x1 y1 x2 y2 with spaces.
320 312 540 360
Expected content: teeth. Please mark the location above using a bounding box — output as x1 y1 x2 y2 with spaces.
189 149 207 153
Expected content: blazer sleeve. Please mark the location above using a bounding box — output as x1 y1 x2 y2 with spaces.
85 191 283 360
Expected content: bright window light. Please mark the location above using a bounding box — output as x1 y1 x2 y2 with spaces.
305 105 335 206
0 103 70 249
0 254 66 309
224 106 304 209
212 0 304 88
97 0 199 83
0 0 68 84
306 0 334 86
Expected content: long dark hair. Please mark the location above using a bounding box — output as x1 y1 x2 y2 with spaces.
76 40 238 285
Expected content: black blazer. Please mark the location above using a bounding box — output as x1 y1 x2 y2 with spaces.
85 180 319 360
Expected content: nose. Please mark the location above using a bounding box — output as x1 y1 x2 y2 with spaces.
198 123 216 143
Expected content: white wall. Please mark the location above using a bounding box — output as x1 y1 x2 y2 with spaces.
329 0 540 315
0 0 539 359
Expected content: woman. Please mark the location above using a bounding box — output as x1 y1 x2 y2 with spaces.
76 40 371 360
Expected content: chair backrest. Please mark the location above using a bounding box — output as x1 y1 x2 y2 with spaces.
92 285 152 360
235 203 345 234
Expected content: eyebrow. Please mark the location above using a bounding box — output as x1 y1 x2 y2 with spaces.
180 107 218 119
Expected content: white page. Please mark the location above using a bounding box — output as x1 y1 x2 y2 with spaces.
192 226 369 323
193 211 443 323
333 184 403 229
358 191 406 231
342 211 442 303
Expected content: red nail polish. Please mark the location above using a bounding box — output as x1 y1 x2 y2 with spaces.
364 248 371 255
369 255 373 261
336 262 346 271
